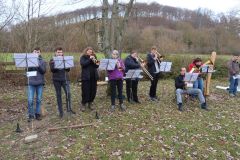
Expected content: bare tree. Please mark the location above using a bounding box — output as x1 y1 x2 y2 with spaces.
0 0 16 31
100 0 135 56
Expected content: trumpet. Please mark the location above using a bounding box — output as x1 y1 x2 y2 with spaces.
137 56 154 81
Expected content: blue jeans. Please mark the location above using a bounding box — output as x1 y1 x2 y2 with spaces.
193 77 204 92
28 85 43 117
176 88 205 104
229 76 238 95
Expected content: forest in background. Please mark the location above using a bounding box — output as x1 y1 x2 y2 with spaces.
0 1 239 54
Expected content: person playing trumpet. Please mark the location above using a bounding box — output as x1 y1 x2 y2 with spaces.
146 46 162 101
80 47 99 111
175 67 207 111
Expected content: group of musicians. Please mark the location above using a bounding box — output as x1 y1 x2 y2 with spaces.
26 46 239 121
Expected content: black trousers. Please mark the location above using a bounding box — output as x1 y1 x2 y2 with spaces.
109 79 123 105
81 79 97 105
53 80 71 114
126 79 139 102
149 73 160 98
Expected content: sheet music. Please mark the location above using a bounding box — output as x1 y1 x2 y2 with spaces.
184 73 199 82
201 65 215 73
26 71 37 77
125 69 143 79
53 56 74 69
160 62 172 72
99 59 118 70
14 53 39 68
233 74 240 79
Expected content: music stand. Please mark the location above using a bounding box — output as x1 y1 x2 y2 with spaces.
53 56 74 69
184 73 199 88
201 65 216 105
160 62 172 72
99 59 118 71
13 53 39 132
53 56 74 115
124 69 143 102
201 65 215 73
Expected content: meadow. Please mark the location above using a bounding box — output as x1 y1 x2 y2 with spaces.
0 79 239 159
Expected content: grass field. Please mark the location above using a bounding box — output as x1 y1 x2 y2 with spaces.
0 79 240 159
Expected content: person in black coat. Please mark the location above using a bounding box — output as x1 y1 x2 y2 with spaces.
50 47 75 118
146 46 162 101
124 50 142 103
80 47 99 111
175 67 207 111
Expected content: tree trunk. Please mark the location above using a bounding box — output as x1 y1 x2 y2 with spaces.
101 0 110 57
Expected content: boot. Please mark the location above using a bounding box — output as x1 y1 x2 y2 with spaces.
120 104 126 111
67 109 76 114
110 105 115 112
27 115 34 122
35 113 42 121
88 102 94 110
59 112 63 118
80 104 86 112
178 103 183 111
201 103 208 110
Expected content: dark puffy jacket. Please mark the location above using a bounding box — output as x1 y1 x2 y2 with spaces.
80 55 99 81
28 56 46 85
124 55 141 73
175 75 185 89
146 53 160 75
49 58 70 81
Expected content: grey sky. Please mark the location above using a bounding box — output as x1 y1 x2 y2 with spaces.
44 0 240 15
8 0 240 16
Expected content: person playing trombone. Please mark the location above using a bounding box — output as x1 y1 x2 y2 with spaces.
146 46 162 101
124 50 143 103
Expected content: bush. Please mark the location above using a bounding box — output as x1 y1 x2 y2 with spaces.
1 53 231 85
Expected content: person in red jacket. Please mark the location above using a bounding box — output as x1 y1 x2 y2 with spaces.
188 58 204 92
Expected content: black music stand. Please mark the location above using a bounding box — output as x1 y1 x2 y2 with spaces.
124 69 143 102
14 53 39 133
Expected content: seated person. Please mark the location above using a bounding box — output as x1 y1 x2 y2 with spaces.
175 67 207 111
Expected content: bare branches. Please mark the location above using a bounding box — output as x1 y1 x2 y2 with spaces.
0 0 16 31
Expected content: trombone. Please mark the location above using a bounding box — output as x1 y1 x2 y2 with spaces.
137 56 154 81
155 51 164 64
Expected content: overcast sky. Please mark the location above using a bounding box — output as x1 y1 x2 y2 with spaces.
11 0 240 16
